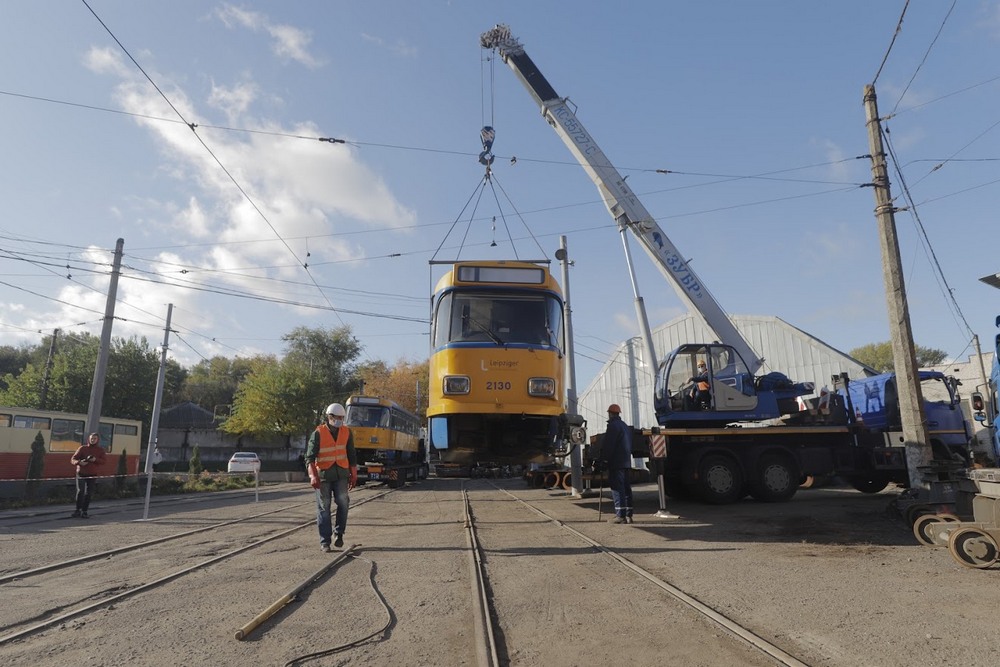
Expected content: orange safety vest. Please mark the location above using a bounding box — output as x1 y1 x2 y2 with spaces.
315 424 350 470
696 379 710 391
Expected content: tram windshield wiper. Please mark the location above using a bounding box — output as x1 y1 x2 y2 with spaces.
464 315 505 346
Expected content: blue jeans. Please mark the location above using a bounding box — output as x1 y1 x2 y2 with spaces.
608 469 633 519
315 478 350 545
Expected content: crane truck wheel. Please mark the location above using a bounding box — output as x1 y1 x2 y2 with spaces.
847 476 890 494
747 453 800 502
695 454 744 505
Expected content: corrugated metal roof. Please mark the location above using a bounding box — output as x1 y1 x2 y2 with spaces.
577 314 872 429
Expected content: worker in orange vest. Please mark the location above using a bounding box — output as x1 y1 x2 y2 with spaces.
306 403 358 551
689 360 712 410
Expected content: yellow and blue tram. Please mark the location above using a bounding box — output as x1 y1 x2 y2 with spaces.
344 395 428 485
427 260 574 464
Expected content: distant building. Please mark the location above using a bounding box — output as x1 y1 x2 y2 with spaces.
153 401 305 469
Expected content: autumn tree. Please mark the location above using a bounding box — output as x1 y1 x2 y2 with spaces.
849 341 948 373
356 359 429 418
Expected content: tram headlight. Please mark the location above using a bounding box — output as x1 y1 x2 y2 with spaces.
528 377 555 397
443 375 470 395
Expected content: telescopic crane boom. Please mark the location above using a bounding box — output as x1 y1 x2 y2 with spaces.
480 24 763 375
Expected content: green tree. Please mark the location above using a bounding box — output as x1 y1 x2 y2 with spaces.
220 355 326 439
189 444 203 475
0 344 33 392
24 431 46 499
179 355 254 412
849 341 949 373
0 334 185 438
282 325 363 402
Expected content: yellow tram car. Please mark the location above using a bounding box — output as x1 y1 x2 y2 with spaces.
427 260 573 464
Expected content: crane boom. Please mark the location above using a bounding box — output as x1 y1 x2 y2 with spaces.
481 24 763 374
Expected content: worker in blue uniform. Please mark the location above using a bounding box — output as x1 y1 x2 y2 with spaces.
600 403 634 524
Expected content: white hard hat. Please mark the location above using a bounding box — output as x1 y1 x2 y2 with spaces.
325 403 346 417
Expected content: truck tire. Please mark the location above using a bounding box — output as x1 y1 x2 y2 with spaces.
695 454 744 505
848 476 890 494
747 453 799 502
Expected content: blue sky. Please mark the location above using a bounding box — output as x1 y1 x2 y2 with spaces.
2 1 999 394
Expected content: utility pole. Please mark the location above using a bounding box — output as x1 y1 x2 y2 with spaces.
86 238 124 441
863 85 931 488
142 304 172 520
556 236 585 497
39 328 59 410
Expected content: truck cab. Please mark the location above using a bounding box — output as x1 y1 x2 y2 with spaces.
653 343 814 427
843 370 972 463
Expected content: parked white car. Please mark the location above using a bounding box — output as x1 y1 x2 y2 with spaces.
227 452 261 474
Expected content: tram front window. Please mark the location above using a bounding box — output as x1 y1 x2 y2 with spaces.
435 291 563 350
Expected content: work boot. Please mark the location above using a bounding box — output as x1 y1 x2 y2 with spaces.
80 512 89 518
610 516 627 524
71 510 81 518
626 516 634 524
334 534 344 548
321 543 332 553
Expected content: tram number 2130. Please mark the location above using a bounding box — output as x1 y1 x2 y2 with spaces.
485 381 512 391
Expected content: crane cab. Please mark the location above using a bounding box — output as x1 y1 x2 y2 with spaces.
653 343 813 427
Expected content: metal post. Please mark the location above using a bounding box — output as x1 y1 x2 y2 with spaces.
558 237 585 498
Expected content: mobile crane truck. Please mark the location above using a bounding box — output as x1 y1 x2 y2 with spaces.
480 25 972 506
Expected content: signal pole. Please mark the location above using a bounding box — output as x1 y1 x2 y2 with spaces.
863 85 931 488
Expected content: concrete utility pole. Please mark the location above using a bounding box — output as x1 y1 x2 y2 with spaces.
143 303 172 520
557 236 585 497
86 238 124 440
39 328 59 410
863 85 931 488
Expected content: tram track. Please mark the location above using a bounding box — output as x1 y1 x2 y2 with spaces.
0 487 392 646
488 483 810 667
455 479 811 667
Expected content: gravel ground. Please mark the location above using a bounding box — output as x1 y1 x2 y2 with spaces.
0 479 995 666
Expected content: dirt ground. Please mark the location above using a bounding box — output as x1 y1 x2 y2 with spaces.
0 478 996 667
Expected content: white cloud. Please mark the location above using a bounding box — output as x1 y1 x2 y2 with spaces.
208 80 259 123
83 46 130 77
361 32 418 57
215 4 323 68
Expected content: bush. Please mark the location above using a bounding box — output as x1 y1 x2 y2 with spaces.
189 445 203 475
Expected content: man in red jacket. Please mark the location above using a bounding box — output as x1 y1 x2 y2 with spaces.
70 432 106 518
